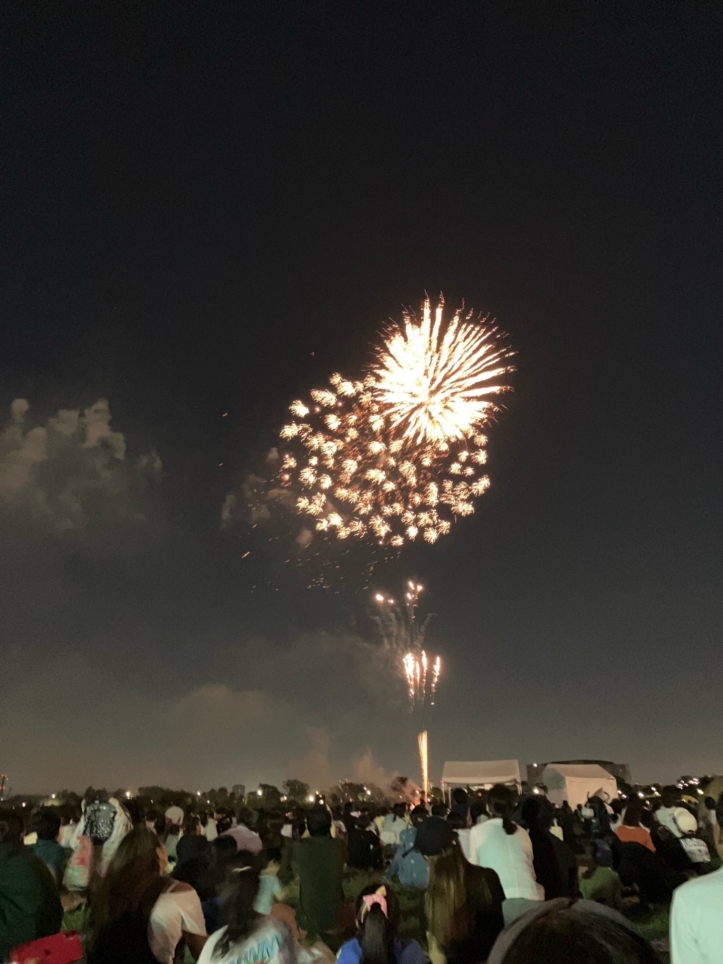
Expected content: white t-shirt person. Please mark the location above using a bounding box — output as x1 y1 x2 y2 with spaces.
469 818 543 901
670 865 723 964
149 881 207 964
198 918 295 964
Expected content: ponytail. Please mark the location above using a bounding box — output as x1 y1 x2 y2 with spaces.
356 885 398 964
488 784 517 835
215 855 261 958
360 904 393 964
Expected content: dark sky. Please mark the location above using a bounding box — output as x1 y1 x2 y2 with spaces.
2 2 722 793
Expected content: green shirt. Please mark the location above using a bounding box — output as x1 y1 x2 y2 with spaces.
0 844 63 956
293 836 344 937
579 866 622 906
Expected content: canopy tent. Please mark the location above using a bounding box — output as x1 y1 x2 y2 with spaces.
541 763 618 808
441 760 521 792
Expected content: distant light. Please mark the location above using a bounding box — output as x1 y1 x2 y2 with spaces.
532 788 540 794
22 802 26 807
51 793 56 799
307 794 315 803
638 791 644 798
257 789 263 796
375 593 384 602
697 789 704 795
125 791 131 799
196 791 201 796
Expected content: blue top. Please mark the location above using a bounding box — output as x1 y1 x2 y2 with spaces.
387 827 429 889
337 938 426 964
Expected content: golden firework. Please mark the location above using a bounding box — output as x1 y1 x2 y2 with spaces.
373 296 515 444
277 295 513 546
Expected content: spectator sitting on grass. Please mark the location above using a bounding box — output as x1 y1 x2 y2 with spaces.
293 805 344 943
579 840 623 909
615 801 655 853
417 817 505 964
348 813 384 872
32 807 67 884
387 806 429 889
337 884 425 964
0 810 62 958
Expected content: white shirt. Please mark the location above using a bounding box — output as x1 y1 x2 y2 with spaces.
670 866 723 964
468 817 543 901
204 818 218 841
468 815 490 864
198 919 295 964
149 884 206 964
165 805 185 827
656 806 697 838
455 827 472 860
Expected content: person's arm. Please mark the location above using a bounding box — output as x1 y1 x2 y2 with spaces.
427 932 446 964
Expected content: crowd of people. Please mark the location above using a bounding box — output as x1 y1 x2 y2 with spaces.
0 781 722 963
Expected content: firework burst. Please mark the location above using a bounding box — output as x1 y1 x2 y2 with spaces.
277 295 512 547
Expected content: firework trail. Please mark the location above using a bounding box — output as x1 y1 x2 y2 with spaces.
418 730 429 800
277 295 514 547
371 581 442 710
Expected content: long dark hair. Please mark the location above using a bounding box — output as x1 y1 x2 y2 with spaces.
426 838 492 952
488 785 517 835
87 827 167 949
356 885 400 964
215 852 262 958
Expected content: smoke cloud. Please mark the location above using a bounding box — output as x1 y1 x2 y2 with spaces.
0 399 161 534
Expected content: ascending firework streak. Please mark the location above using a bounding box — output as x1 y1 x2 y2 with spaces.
371 581 442 797
277 295 514 547
418 730 429 801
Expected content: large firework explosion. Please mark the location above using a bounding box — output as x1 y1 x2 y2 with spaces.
277 296 514 547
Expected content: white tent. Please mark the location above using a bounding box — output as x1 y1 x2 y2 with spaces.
441 760 521 791
541 763 618 808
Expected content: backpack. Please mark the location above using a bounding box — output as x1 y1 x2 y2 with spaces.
83 801 117 844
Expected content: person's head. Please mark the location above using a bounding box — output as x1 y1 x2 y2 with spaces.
236 807 254 829
561 800 571 812
183 813 202 836
452 788 468 807
610 799 624 817
470 798 489 825
521 795 554 833
356 812 372 831
715 793 723 828
354 885 400 964
639 808 654 831
622 801 643 828
0 810 25 852
410 805 428 828
216 850 262 956
216 812 233 835
36 807 62 842
307 805 332 837
431 803 448 817
392 802 406 820
487 899 662 964
661 786 679 809
88 827 165 944
488 784 517 835
446 810 466 831
703 796 715 811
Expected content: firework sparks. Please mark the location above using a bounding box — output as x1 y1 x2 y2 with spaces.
373 296 515 444
277 296 512 547
371 580 441 709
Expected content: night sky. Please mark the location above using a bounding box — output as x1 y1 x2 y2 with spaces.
2 2 721 794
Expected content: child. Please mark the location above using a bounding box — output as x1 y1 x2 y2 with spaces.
337 886 425 964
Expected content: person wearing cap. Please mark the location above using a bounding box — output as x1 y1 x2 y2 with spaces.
416 817 505 964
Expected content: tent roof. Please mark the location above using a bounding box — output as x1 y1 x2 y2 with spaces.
441 760 521 786
541 764 615 781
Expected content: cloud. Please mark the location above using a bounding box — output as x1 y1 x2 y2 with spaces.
0 399 161 535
